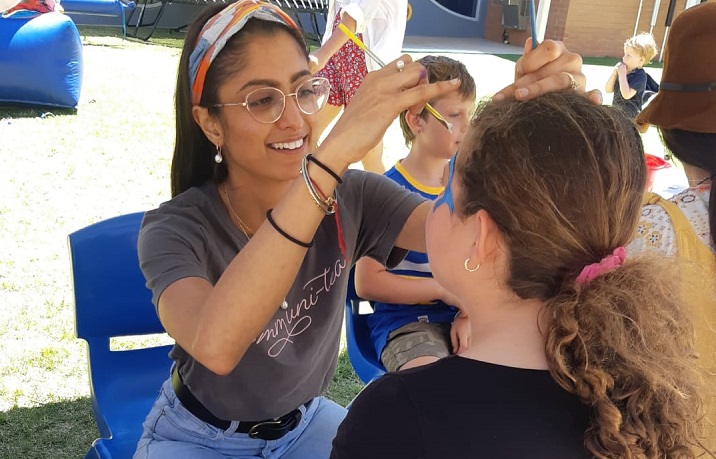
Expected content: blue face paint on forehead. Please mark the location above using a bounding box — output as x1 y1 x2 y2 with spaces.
434 152 457 213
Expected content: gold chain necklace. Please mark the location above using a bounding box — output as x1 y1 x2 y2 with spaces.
222 183 254 239
221 182 288 310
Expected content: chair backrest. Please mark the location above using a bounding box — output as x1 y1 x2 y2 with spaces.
68 212 173 459
344 268 385 384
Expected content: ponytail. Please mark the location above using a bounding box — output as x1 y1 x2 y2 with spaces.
544 258 706 457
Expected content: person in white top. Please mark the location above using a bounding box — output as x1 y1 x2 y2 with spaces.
321 0 407 73
310 0 409 174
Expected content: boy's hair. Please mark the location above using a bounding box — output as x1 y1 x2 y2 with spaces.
399 55 476 147
624 32 658 64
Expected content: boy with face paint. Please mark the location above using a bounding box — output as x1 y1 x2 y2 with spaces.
354 56 475 372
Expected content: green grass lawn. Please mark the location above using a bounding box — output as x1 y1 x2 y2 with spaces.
0 25 675 458
494 53 664 68
0 24 364 459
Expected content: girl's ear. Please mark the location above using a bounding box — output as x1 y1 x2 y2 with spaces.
192 105 224 147
470 209 503 264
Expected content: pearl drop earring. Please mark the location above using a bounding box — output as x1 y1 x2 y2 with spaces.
214 145 223 164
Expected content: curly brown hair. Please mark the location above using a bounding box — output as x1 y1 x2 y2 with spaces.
456 91 708 457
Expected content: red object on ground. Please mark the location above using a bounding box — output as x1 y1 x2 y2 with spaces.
645 154 671 191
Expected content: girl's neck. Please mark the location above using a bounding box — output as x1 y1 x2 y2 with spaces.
400 145 449 188
461 293 549 370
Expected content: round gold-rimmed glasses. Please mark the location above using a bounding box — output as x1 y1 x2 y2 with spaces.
211 77 330 124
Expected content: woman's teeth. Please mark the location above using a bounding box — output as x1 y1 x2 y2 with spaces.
271 138 304 150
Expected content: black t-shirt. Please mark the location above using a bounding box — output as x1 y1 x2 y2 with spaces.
331 356 592 459
612 67 648 119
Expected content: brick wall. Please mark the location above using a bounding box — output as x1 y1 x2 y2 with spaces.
563 0 688 57
484 0 510 44
545 0 569 41
483 0 705 58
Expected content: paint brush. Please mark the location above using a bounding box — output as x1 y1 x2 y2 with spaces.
529 0 538 49
337 23 453 132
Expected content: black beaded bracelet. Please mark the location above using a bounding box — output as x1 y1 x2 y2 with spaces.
265 209 314 248
306 154 343 184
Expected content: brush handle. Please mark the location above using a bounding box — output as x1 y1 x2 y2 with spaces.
529 0 538 49
422 105 451 131
338 24 386 67
337 23 451 131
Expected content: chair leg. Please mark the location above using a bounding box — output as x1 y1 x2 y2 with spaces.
121 8 126 39
142 0 166 41
131 0 147 38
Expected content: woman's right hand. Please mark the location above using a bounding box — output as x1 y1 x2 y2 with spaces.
317 55 461 167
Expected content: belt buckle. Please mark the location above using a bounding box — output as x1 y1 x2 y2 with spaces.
248 419 284 439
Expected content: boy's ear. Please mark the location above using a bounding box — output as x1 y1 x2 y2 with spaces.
192 105 224 146
405 110 425 136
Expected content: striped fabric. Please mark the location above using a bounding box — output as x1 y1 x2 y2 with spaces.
188 0 298 105
367 161 458 358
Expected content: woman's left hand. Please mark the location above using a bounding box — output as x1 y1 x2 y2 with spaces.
494 38 602 105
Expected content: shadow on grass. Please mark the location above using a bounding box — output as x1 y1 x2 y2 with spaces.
0 105 78 120
0 397 97 459
75 25 186 49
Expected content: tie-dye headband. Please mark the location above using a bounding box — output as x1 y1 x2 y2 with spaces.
188 0 299 106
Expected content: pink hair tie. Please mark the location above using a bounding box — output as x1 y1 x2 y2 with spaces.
576 247 627 285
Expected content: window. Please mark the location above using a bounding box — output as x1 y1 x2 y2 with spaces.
434 0 478 18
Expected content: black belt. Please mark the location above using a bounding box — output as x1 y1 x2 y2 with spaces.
171 366 306 440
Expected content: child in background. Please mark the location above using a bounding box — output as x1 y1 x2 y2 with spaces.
309 0 408 174
355 55 477 371
605 32 658 119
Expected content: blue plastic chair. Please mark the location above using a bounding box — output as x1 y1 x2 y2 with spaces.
68 212 173 459
344 268 385 384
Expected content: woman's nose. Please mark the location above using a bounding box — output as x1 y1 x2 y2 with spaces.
275 95 304 129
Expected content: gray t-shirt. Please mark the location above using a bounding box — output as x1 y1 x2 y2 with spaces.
138 170 425 420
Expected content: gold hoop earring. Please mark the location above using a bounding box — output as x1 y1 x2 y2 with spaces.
214 145 223 164
464 258 480 272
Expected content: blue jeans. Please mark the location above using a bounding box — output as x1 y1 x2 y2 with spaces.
133 378 347 459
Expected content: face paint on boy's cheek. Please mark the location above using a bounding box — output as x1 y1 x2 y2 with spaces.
434 152 457 214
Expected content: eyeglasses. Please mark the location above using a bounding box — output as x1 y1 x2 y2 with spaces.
211 77 330 124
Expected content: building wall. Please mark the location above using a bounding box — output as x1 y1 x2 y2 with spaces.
484 0 703 58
